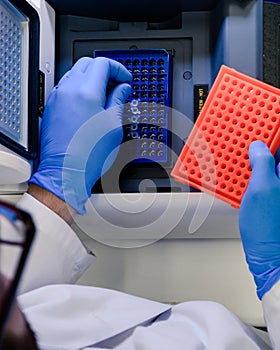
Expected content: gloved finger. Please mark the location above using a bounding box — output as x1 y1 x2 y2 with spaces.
82 57 132 100
92 57 132 82
106 83 132 109
249 140 276 182
56 58 93 87
71 57 94 73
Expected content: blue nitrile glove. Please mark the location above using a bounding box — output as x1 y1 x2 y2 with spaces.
239 140 280 300
30 57 132 214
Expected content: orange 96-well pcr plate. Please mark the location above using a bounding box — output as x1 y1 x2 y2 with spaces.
171 65 280 208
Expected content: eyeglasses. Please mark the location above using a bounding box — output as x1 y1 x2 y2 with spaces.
0 200 35 340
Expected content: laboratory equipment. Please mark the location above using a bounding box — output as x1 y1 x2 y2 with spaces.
47 1 280 326
94 49 172 165
172 65 280 208
1 0 280 327
0 0 39 185
0 0 55 190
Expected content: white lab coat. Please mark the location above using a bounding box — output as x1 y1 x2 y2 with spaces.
15 193 279 350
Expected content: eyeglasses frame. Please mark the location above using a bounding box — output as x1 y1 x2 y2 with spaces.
0 200 35 340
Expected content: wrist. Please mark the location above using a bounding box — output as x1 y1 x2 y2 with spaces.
27 183 76 225
29 167 88 215
255 269 280 300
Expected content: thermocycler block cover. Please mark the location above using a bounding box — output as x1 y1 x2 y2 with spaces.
171 65 280 208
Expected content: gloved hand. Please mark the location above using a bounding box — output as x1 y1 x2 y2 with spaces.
239 140 280 300
30 57 132 214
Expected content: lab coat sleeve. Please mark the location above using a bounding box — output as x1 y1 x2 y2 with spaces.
16 193 95 295
262 280 280 350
